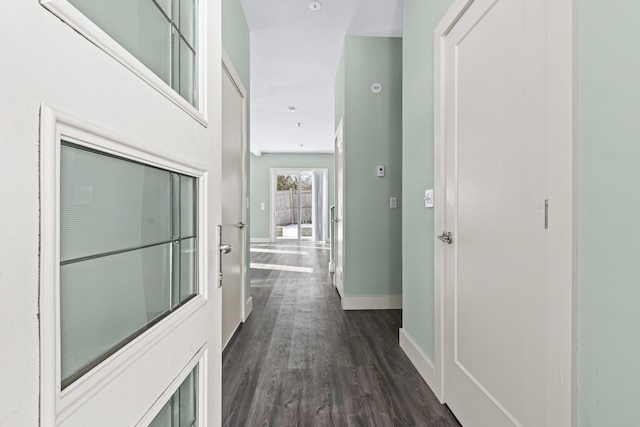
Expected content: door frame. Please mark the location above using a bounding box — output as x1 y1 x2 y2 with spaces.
221 50 248 323
334 118 345 296
433 0 577 425
269 168 329 242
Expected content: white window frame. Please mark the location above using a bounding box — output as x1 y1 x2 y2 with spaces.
39 0 209 126
39 104 210 425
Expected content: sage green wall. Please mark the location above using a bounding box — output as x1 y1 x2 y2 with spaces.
222 0 249 86
250 153 335 240
401 0 453 359
578 1 640 424
337 36 403 298
222 0 251 300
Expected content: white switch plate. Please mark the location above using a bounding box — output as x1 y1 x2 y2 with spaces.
377 165 385 177
390 196 397 209
424 189 434 208
260 202 265 211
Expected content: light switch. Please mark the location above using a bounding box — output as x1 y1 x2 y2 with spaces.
260 202 265 211
377 165 385 177
390 196 397 209
424 189 434 208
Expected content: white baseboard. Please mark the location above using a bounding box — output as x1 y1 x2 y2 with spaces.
250 238 270 243
243 297 253 321
341 295 402 310
399 328 441 401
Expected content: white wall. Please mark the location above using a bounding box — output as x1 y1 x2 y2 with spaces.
0 1 221 425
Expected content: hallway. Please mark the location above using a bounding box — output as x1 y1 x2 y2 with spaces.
222 242 459 426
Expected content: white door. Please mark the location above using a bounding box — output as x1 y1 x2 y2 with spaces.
440 0 549 425
334 122 345 296
221 56 247 349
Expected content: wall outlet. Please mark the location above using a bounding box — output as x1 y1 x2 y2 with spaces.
377 165 385 177
390 196 397 209
260 202 265 211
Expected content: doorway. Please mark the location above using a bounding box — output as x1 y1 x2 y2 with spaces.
270 168 328 242
221 51 248 349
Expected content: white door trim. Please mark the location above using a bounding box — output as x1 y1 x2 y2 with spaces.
334 119 345 297
432 1 577 425
221 50 248 324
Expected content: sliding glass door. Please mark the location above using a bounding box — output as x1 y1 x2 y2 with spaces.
274 171 313 240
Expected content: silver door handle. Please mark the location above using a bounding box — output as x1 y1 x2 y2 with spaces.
437 231 453 244
237 222 246 229
217 225 232 288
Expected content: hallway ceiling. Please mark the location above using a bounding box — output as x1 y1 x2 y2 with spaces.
239 0 403 155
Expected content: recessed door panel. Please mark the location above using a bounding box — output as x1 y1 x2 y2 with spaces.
442 0 548 425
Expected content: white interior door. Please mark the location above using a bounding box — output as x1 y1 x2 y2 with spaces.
441 0 549 425
221 57 247 349
334 123 345 296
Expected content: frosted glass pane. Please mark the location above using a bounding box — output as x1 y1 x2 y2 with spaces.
68 0 139 54
179 39 196 106
181 176 196 237
148 402 172 427
180 238 197 301
60 143 171 262
68 0 171 85
149 366 198 427
170 30 181 97
155 0 172 17
171 173 181 240
179 367 198 425
136 0 172 84
60 244 171 383
180 0 197 46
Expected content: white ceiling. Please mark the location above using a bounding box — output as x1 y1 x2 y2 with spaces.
239 0 403 155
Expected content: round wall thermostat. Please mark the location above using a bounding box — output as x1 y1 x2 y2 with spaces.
371 82 383 94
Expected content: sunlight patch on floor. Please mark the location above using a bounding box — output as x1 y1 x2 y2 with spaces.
249 263 314 273
249 248 309 255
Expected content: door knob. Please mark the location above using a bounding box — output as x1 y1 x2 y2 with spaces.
219 244 232 254
437 231 453 244
237 222 246 229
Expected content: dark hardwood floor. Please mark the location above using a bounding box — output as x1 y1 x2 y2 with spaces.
222 241 460 427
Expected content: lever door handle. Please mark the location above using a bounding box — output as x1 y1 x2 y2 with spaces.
219 244 232 254
437 231 453 244
237 222 246 229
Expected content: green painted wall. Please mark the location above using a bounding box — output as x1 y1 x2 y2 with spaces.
337 36 403 298
222 0 249 87
578 1 640 424
250 153 335 240
222 0 251 301
401 0 453 359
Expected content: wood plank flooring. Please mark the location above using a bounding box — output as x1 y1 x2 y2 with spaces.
222 242 460 427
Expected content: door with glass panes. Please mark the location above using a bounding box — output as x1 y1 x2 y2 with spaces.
32 0 222 424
